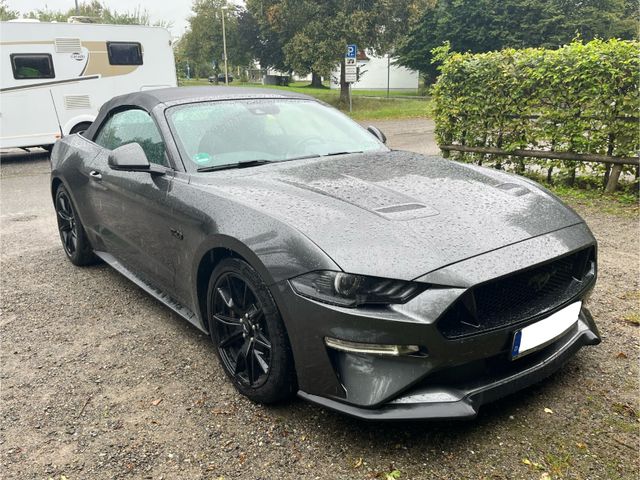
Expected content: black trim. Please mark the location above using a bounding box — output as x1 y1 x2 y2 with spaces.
11 53 55 80
0 75 99 93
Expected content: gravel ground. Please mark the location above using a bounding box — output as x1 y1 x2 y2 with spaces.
1 121 638 480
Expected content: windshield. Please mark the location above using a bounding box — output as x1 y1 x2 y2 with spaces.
166 99 387 170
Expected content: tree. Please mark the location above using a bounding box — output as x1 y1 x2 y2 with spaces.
0 0 18 21
21 0 171 27
243 0 426 102
240 0 289 73
397 0 640 83
179 0 253 80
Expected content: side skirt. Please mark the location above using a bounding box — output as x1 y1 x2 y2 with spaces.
94 251 208 334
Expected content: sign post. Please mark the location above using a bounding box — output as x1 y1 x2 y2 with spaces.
345 44 357 113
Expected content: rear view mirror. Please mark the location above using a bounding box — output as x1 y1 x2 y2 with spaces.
367 125 387 144
108 143 164 175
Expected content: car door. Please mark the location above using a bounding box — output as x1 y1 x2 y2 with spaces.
89 108 176 294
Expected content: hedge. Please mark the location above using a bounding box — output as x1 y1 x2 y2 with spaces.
431 39 640 192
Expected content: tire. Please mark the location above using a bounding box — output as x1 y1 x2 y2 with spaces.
207 258 296 403
69 122 92 136
54 184 98 266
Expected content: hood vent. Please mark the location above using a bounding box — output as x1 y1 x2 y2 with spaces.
496 183 531 197
376 203 427 214
55 37 82 53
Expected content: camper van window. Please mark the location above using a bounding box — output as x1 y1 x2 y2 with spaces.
107 42 143 66
11 54 55 80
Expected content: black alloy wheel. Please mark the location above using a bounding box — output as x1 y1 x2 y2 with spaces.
207 258 296 403
56 188 79 257
212 272 272 388
54 185 97 266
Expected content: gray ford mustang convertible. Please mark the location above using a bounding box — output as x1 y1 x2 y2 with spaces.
51 87 600 420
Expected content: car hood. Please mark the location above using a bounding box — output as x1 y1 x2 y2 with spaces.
196 151 583 281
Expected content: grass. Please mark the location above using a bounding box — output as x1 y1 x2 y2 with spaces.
515 170 640 217
545 183 639 217
178 79 432 120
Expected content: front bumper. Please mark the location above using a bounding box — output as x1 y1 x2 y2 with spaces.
270 224 600 420
298 311 600 420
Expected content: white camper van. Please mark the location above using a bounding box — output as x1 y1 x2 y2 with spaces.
0 21 177 151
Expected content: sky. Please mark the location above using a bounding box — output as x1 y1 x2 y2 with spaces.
7 0 199 37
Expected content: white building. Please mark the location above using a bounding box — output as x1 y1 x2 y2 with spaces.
330 51 419 91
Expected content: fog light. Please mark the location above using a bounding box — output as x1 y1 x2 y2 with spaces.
324 337 421 356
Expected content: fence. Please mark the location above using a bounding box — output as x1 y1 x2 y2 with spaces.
432 39 640 193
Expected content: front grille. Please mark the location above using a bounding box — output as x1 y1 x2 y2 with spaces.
437 247 595 339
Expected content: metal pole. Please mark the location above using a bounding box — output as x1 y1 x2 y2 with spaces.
75 0 79 15
221 7 229 86
349 83 352 113
387 54 390 99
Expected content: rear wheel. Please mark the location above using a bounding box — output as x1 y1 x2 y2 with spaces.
69 122 92 136
55 185 97 266
207 258 296 403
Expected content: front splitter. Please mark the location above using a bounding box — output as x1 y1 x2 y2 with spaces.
298 324 600 421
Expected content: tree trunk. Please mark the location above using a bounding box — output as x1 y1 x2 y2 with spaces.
311 71 323 88
605 164 622 193
339 60 349 105
568 166 576 186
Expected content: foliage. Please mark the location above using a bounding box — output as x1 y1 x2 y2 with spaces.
177 0 253 79
16 1 170 27
397 0 640 81
431 39 640 189
0 0 18 21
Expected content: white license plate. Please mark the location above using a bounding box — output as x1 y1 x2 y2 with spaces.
511 301 581 360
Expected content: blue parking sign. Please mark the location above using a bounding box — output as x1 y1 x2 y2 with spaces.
346 44 357 59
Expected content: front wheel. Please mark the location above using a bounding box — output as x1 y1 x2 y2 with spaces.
207 258 296 403
54 185 98 266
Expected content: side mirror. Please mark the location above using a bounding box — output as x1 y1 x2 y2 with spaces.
367 125 387 144
108 143 164 175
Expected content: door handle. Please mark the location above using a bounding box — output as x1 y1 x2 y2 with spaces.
89 170 102 180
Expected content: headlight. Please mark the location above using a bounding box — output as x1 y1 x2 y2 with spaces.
289 271 426 307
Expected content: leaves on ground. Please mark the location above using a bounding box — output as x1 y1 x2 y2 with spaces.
522 458 546 471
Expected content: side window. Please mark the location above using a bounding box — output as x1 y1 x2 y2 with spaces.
95 109 167 166
11 54 55 79
107 42 143 65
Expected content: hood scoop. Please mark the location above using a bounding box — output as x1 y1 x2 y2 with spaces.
281 174 439 221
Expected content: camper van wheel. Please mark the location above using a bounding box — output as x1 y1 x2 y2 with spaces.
70 122 92 136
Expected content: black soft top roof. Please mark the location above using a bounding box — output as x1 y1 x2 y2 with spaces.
85 86 314 140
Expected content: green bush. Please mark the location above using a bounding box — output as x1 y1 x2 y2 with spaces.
432 39 640 187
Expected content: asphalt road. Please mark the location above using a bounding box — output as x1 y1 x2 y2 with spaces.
1 123 638 479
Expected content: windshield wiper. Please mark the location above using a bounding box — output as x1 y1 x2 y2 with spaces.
197 159 274 172
322 151 363 157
